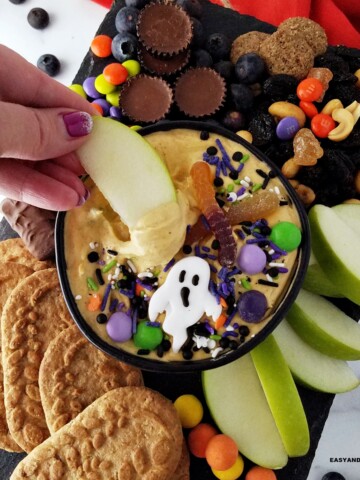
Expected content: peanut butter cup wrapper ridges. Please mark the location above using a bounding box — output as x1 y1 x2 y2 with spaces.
120 74 173 123
174 67 226 118
137 2 193 57
138 44 190 76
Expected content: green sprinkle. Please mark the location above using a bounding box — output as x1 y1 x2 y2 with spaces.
210 334 222 340
234 178 241 185
252 183 262 192
102 259 117 273
240 154 250 164
87 277 98 291
226 183 234 192
241 278 252 290
218 187 226 194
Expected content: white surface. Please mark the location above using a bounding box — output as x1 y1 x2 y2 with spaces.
1 2 360 480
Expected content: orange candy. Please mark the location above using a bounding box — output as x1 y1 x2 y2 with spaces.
103 63 129 85
311 113 336 138
299 100 318 118
205 434 239 471
87 294 102 312
91 35 112 58
245 466 277 480
188 423 218 458
297 78 324 102
91 102 103 115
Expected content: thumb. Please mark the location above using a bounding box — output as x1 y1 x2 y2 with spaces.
0 101 93 161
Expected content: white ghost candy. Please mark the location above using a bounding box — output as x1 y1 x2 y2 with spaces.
148 257 222 353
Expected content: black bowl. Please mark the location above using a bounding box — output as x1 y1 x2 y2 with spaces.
55 120 310 372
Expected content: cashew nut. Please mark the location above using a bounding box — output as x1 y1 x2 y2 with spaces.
345 100 360 125
321 98 343 116
355 68 360 88
281 158 301 178
268 101 306 128
327 108 355 142
294 183 316 206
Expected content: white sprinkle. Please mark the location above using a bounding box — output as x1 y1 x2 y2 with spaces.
75 294 82 301
237 192 250 201
244 176 251 183
227 192 238 202
274 186 281 195
240 179 250 188
127 259 137 273
208 339 217 350
114 267 121 277
269 262 285 267
226 325 234 332
108 274 112 281
138 272 154 278
89 242 95 249
268 248 275 255
211 347 224 358
266 274 275 282
193 335 208 349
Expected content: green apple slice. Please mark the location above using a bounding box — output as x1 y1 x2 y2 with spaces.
273 320 359 393
251 335 309 458
302 250 344 298
287 289 360 360
332 203 360 235
308 204 360 305
202 354 288 469
77 116 176 228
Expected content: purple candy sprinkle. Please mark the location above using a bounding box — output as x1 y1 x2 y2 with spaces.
100 283 112 311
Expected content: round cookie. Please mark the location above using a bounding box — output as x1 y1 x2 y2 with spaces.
10 387 184 480
0 238 54 272
259 29 315 80
39 325 143 434
278 17 328 56
230 31 270 64
0 262 33 453
1 268 73 452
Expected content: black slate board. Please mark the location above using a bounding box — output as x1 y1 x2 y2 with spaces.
0 1 358 478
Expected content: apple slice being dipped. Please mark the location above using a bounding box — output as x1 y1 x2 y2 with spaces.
77 117 176 228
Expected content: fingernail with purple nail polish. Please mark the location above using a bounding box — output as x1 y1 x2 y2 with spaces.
77 188 91 207
63 112 93 137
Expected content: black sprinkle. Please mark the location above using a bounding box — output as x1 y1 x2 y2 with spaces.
238 325 250 336
232 151 243 162
229 171 239 180
229 340 238 350
200 130 210 140
280 200 289 206
256 168 268 178
95 268 105 286
268 170 277 178
161 339 172 352
240 220 252 226
156 345 164 358
107 249 118 256
258 279 279 287
267 267 279 277
182 349 193 360
216 197 225 208
242 226 252 235
137 349 151 355
96 313 108 324
87 251 99 263
182 244 192 254
262 176 270 189
219 337 230 348
211 239 220 250
207 146 218 156
214 177 224 187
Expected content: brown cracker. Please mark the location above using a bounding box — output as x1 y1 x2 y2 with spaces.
39 325 144 434
11 386 184 480
0 238 54 272
1 268 73 452
173 439 190 480
278 16 328 56
259 29 315 80
230 31 270 64
0 262 34 452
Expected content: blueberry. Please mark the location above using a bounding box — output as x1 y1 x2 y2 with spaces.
230 83 254 112
191 17 205 48
9 0 26 4
221 110 245 132
235 53 265 84
321 473 346 480
115 6 139 34
111 33 138 62
37 54 60 77
27 7 49 29
205 33 231 61
125 0 148 7
192 49 213 67
176 0 202 18
213 60 234 80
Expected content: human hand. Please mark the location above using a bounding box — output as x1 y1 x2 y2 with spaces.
0 45 97 211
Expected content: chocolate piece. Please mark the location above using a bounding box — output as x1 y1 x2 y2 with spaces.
138 44 190 76
0 199 55 260
174 67 226 117
137 2 193 57
121 74 173 123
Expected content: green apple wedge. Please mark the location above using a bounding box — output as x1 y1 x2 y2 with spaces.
250 335 309 458
202 353 288 469
76 116 176 228
308 204 360 305
273 319 359 393
302 250 344 298
332 203 360 235
286 289 360 360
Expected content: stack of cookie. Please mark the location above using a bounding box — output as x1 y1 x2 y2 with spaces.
0 238 188 480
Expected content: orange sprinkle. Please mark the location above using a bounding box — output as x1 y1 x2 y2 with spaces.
245 466 277 480
87 294 102 312
215 313 227 330
220 297 228 308
103 62 128 85
135 283 144 296
91 35 112 58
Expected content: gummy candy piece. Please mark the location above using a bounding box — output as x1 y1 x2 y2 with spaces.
185 216 210 245
191 161 237 267
226 190 279 224
307 68 333 102
293 128 324 166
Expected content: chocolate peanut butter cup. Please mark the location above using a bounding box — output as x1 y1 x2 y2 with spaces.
174 67 226 118
120 74 173 123
138 44 190 76
137 2 193 57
